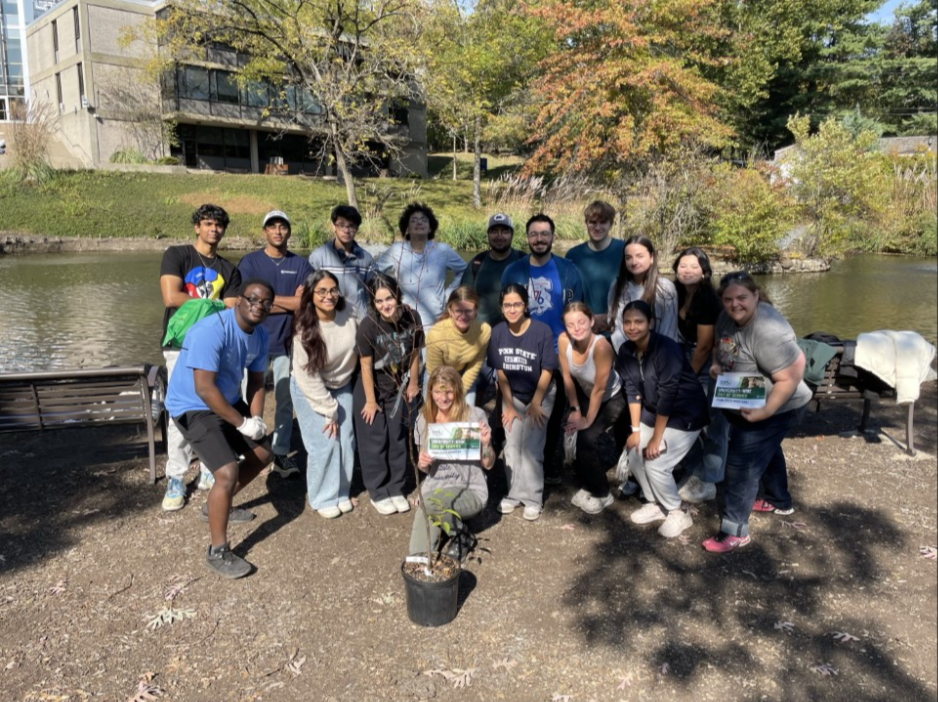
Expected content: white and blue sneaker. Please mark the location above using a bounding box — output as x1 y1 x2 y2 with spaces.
162 477 186 511
197 464 215 491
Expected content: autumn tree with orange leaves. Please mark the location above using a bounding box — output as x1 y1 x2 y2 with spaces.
523 0 736 182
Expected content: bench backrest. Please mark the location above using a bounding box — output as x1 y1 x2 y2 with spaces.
0 366 154 433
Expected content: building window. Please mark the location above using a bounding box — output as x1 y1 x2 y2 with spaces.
73 7 81 51
55 72 63 110
243 80 268 108
77 63 85 101
0 99 7 122
178 66 210 100
212 70 239 104
52 20 59 62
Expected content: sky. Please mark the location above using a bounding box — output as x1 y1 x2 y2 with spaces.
866 0 906 24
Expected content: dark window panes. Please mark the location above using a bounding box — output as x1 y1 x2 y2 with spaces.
199 126 225 145
183 66 209 100
297 87 322 115
243 80 267 108
212 70 239 104
0 100 7 121
225 130 250 159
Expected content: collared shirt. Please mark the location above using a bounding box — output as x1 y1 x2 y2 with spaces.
308 239 376 318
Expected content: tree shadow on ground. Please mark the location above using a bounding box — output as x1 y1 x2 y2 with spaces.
0 426 163 575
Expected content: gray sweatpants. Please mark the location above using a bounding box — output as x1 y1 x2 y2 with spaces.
163 349 195 480
409 487 484 555
503 383 557 509
630 423 702 512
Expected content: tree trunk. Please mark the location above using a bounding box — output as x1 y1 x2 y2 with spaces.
335 145 359 210
472 115 482 209
452 133 458 182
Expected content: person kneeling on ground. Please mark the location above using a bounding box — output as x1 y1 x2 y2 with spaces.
409 366 495 562
164 279 275 579
616 301 709 539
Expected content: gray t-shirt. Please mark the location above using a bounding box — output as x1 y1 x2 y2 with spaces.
715 302 812 415
414 406 489 504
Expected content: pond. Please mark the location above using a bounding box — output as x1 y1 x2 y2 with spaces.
0 251 934 373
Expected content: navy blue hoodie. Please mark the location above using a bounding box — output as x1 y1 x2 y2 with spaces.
616 331 709 431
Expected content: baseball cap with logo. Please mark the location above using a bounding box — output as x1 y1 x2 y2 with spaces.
487 213 513 232
262 210 291 227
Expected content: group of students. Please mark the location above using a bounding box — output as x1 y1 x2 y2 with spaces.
160 200 812 579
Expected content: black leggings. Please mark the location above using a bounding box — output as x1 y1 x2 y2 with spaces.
574 384 627 497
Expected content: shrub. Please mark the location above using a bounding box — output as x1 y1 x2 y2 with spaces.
710 164 788 263
153 156 180 166
109 149 148 164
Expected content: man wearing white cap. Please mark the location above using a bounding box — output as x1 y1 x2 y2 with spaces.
237 210 314 477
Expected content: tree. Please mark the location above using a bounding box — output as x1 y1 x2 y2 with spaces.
879 0 937 134
158 0 423 208
522 0 735 185
423 0 545 205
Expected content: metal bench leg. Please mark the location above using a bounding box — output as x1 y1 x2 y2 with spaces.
906 403 916 457
859 399 872 433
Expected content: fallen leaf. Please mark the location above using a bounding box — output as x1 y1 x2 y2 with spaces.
493 658 517 672
660 662 671 676
451 668 477 689
832 631 860 643
774 621 795 633
559 524 576 531
616 673 632 689
920 546 937 560
127 673 163 701
146 607 196 630
782 521 808 530
286 656 306 677
812 662 839 677
49 580 67 595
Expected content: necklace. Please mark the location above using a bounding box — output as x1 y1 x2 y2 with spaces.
195 248 218 270
266 251 287 267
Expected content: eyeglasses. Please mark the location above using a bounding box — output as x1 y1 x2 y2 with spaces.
314 288 341 299
450 308 476 317
244 296 274 310
501 302 525 311
334 223 358 232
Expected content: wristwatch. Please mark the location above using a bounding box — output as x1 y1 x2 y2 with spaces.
570 405 580 413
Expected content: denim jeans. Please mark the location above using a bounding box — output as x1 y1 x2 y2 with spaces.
241 354 293 455
290 378 356 510
719 404 807 537
681 376 729 485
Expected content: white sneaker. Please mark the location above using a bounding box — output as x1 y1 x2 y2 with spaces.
580 493 614 515
371 497 397 515
196 464 214 491
678 476 717 503
658 508 693 538
630 502 666 524
337 498 354 514
522 505 542 521
499 499 518 515
391 495 411 513
317 506 342 519
571 489 590 508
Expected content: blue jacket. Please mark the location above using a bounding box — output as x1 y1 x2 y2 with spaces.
500 255 585 306
616 331 709 431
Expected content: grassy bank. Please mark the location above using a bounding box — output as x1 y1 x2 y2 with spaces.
0 154 592 251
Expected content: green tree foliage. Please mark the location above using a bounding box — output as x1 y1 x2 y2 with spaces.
158 0 423 208
879 0 938 135
423 0 545 206
783 114 888 257
710 164 790 262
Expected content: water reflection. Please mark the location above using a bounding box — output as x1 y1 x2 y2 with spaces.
0 251 934 373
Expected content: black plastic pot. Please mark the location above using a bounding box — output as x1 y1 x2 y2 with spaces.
401 560 460 627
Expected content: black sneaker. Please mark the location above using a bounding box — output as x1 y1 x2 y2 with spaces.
272 453 301 478
199 504 256 524
205 545 252 579
443 528 478 563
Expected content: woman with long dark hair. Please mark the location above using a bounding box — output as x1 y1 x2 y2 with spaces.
616 301 709 539
488 284 558 521
607 235 678 352
353 273 424 516
290 270 359 519
703 272 812 552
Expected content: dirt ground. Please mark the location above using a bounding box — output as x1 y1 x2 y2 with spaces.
1 384 936 702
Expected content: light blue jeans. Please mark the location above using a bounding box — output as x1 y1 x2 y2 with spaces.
242 354 293 456
290 378 356 510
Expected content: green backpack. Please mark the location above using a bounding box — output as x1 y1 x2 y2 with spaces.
162 299 226 349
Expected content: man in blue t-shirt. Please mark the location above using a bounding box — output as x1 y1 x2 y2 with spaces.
501 214 585 483
564 200 625 332
165 279 274 579
237 210 313 478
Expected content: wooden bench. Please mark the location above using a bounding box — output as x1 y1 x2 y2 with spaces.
810 350 916 456
0 365 167 482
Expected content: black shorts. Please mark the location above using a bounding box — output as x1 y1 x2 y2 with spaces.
172 401 270 472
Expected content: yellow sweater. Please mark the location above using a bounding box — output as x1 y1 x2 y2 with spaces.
425 319 492 393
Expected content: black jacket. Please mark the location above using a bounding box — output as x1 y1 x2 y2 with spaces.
616 331 709 431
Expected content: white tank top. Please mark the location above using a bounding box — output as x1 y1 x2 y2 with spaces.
565 335 622 402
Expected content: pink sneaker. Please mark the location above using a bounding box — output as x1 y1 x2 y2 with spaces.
753 499 795 516
702 533 751 553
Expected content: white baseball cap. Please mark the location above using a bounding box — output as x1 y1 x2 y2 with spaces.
263 210 290 227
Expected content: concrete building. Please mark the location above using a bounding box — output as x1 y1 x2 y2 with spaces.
23 0 427 175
